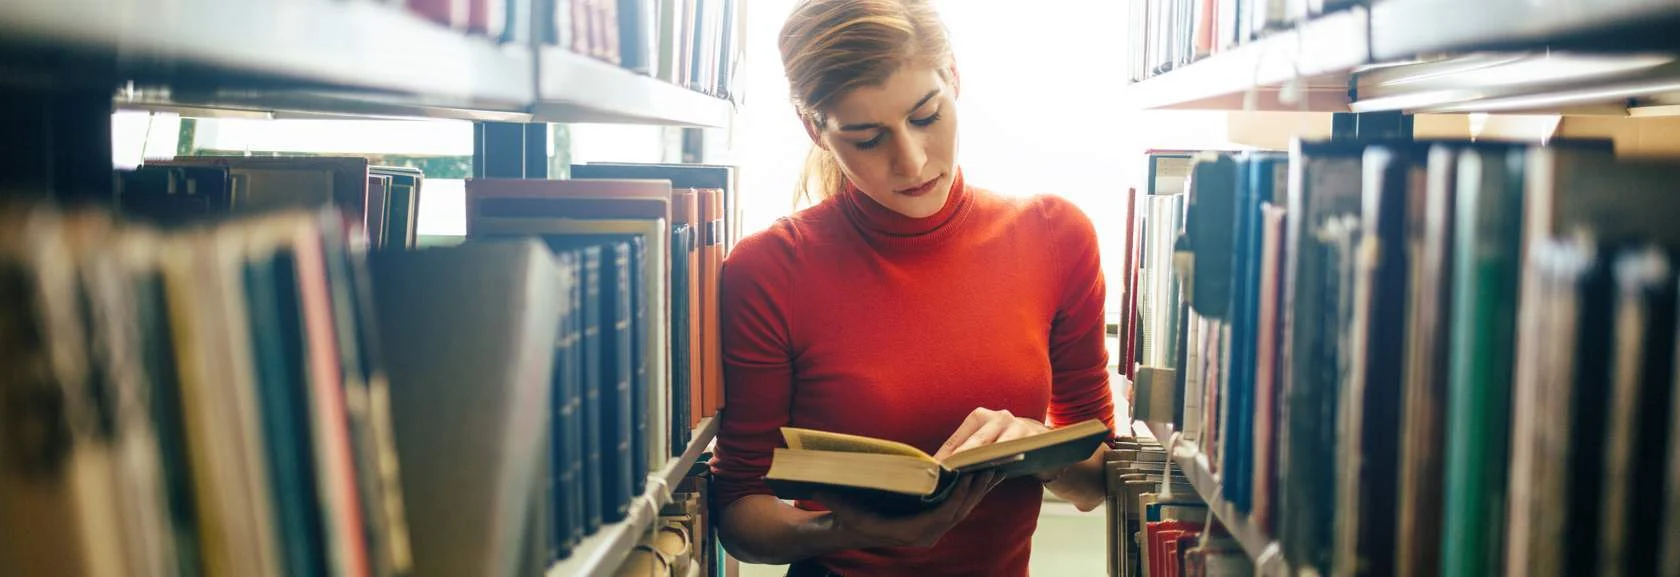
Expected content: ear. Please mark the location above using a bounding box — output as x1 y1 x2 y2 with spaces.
803 115 829 151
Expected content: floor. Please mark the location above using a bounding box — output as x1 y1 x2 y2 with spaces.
735 499 1109 577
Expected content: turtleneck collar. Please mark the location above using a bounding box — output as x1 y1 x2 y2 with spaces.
839 169 973 250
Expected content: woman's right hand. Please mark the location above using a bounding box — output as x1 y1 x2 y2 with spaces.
815 472 1003 550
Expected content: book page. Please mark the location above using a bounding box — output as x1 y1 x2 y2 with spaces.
779 428 935 463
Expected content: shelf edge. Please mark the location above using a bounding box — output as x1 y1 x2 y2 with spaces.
545 414 721 577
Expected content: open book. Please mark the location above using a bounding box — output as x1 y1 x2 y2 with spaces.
764 419 1111 515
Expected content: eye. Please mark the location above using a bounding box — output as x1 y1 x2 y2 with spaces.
910 112 942 127
853 133 884 150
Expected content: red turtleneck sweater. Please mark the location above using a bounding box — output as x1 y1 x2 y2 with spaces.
709 172 1115 576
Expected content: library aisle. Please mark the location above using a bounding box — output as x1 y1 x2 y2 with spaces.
5 0 1680 577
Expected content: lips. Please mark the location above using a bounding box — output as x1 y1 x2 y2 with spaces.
896 175 943 198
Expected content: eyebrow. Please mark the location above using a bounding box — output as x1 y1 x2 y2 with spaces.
836 89 941 132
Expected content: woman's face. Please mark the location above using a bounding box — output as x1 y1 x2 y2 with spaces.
810 64 959 219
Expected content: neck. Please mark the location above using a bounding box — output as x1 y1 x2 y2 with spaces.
839 169 973 250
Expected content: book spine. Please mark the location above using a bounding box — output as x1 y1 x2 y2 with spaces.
602 243 635 524
1440 148 1524 577
579 247 604 534
567 251 587 547
629 236 650 496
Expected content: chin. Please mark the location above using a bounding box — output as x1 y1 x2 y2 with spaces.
889 190 950 219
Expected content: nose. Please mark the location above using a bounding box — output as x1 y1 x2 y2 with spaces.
889 129 927 179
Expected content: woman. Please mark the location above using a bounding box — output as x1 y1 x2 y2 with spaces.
709 0 1116 574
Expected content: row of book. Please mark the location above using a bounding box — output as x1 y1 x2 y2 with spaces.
1123 140 1680 576
1125 0 1363 82
1104 431 1253 577
0 153 742 576
0 204 412 577
402 0 525 41
545 0 743 99
117 156 424 252
463 168 734 565
358 0 744 99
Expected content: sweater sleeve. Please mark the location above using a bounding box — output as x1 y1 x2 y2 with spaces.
1041 195 1117 432
707 225 799 510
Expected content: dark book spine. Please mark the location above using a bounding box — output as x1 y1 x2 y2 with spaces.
1350 147 1413 577
566 251 587 546
1281 148 1364 575
670 225 693 456
243 256 325 577
551 251 580 557
1601 248 1676 577
630 237 649 495
135 268 207 577
601 243 635 524
579 246 604 534
1223 154 1264 513
1564 247 1613 577
1440 147 1525 577
616 0 651 73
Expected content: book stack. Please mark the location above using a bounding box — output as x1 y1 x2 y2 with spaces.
1105 429 1253 577
464 166 733 569
0 203 413 577
1119 139 1680 576
120 157 425 251
546 0 745 99
1126 0 1366 83
621 469 715 577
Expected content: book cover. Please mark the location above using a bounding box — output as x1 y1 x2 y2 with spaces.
370 240 563 577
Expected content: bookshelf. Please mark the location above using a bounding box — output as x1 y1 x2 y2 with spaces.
1368 0 1680 60
1120 1 1680 115
1 1 743 575
0 0 735 127
3 0 532 110
547 416 722 577
1141 421 1291 577
535 48 735 127
1119 7 1369 112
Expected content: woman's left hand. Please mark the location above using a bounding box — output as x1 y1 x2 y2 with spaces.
932 408 1067 482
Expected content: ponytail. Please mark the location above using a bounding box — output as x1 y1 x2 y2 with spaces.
796 143 846 209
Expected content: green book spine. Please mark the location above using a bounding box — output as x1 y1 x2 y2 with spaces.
1440 147 1524 577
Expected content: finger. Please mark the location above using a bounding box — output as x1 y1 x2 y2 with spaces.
995 419 1039 444
814 491 857 516
936 474 987 523
935 409 994 461
949 416 1010 457
931 474 981 517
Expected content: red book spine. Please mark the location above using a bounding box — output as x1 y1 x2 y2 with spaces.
295 228 373 577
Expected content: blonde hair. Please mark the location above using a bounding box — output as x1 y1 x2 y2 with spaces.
779 0 954 207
